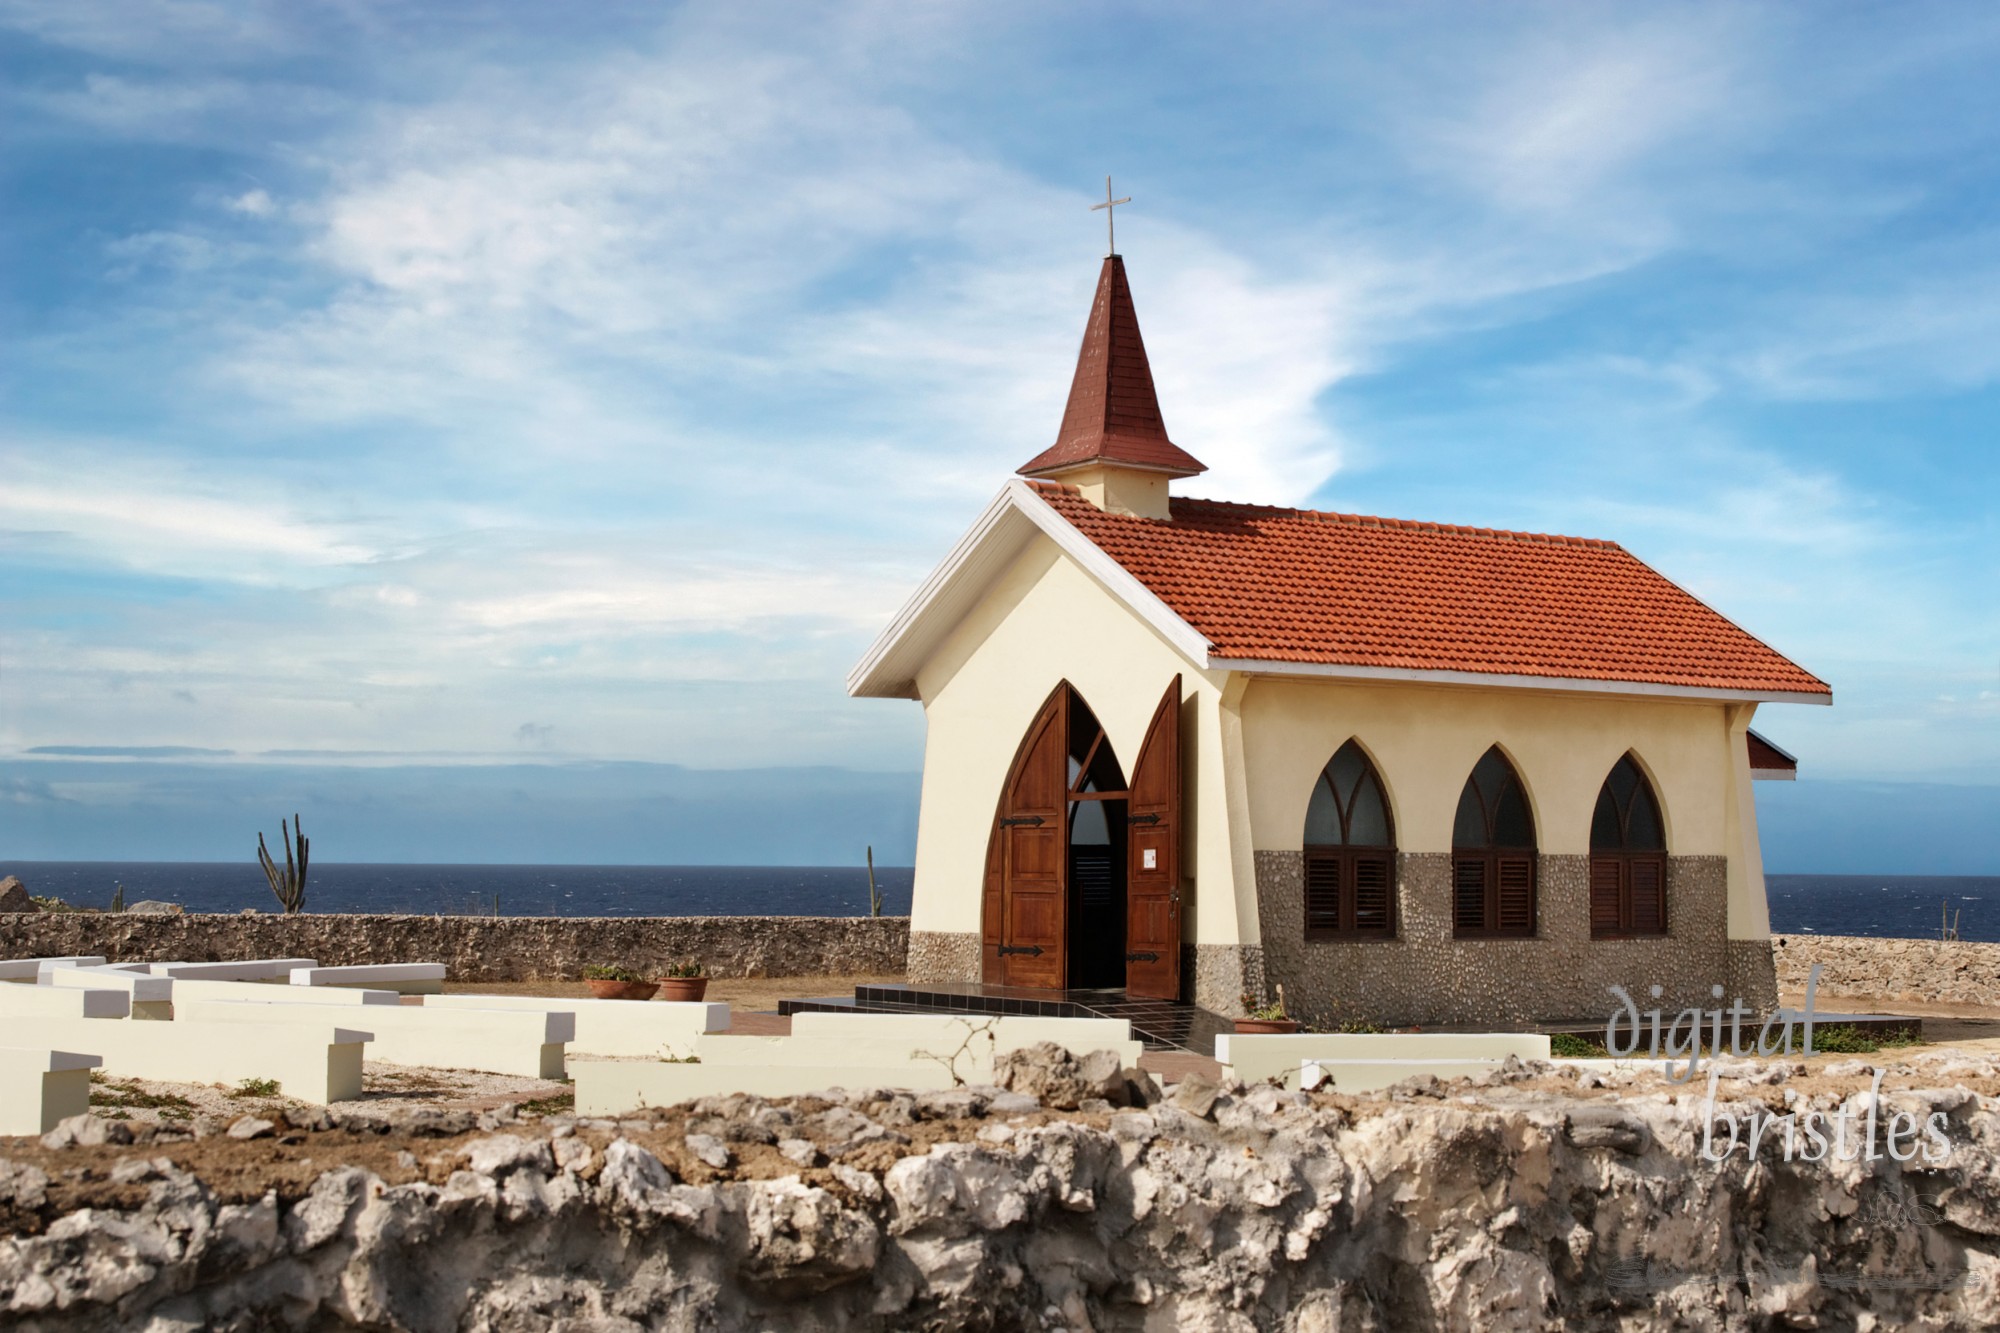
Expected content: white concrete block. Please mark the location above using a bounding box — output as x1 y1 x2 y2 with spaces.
176 998 572 1079
421 994 728 1059
1219 1032 1552 1089
0 1047 103 1134
0 985 129 1020
42 966 175 1004
290 964 445 995
788 1011 1139 1062
0 957 106 982
171 979 402 1007
146 959 317 981
25 1016 366 1103
572 1058 956 1115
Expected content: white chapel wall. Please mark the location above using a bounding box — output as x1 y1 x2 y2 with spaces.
909 535 1252 949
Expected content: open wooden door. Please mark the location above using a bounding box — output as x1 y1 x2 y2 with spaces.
1124 675 1182 1000
983 684 1068 988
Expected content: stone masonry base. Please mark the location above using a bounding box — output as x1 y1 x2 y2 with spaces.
1252 850 1760 1030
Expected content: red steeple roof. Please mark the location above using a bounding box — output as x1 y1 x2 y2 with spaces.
1017 256 1207 480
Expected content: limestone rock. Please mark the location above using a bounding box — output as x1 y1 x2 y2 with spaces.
125 900 184 915
4 1056 1997 1330
992 1042 1127 1111
0 876 33 912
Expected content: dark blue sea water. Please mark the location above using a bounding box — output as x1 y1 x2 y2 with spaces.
0 864 1989 939
1766 874 1996 943
0 862 914 919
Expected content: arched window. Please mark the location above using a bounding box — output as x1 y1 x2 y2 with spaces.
1452 747 1536 937
1589 754 1667 938
1302 741 1396 939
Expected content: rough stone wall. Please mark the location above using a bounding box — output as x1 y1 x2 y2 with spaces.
0 914 909 982
1727 939 1781 1013
2 1064 1994 1331
1775 934 2000 1007
1187 943 1264 1017
905 930 981 984
1255 850 1742 1029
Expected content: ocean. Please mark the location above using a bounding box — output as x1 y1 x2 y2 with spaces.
0 863 1991 941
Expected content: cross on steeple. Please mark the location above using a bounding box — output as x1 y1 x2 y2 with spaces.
1090 176 1130 256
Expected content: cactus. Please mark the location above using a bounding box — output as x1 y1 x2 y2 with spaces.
257 814 309 914
866 845 883 917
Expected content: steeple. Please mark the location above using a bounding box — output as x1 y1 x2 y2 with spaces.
1017 255 1206 518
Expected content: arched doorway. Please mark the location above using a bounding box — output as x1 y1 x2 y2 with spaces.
983 677 1183 997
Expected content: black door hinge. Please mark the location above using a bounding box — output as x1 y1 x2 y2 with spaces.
1000 815 1045 827
997 944 1045 957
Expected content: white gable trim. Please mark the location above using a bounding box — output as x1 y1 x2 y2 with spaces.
845 480 1212 699
1210 656 1833 706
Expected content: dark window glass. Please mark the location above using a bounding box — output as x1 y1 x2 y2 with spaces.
1452 784 1487 847
1626 783 1663 850
1590 787 1623 849
1348 773 1391 846
1493 787 1535 848
1070 798 1109 846
1304 776 1343 845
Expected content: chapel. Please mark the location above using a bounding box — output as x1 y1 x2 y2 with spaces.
849 249 1827 1028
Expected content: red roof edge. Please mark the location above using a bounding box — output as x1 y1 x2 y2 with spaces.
1018 256 1207 480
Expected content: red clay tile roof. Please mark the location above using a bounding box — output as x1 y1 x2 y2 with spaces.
1032 484 1830 696
1017 256 1208 479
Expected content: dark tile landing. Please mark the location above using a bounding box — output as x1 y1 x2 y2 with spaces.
778 982 1232 1055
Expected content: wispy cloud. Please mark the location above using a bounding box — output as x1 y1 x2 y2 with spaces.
3 0 1998 804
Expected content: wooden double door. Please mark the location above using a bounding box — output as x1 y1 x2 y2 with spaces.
982 677 1183 1000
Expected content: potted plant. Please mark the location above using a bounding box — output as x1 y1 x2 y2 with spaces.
583 965 659 1001
1235 985 1301 1035
658 961 709 1003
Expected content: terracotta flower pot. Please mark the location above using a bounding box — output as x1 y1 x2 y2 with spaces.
586 979 659 1001
657 977 709 1003
1234 1017 1300 1034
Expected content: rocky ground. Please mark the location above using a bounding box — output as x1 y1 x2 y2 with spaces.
2 1040 1996 1331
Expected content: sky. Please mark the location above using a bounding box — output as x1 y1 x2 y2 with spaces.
2 2 1996 869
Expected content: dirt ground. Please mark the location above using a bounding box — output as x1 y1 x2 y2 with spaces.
1777 991 2000 1048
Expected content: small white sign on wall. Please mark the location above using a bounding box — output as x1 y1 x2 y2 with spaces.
1142 849 1157 870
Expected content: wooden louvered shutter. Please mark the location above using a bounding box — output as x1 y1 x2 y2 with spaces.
1304 853 1342 935
1496 854 1536 934
1353 852 1394 937
1589 855 1624 938
1452 855 1488 931
1628 854 1666 935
